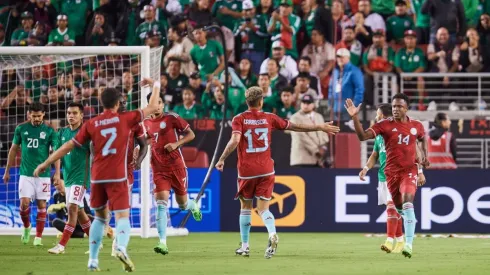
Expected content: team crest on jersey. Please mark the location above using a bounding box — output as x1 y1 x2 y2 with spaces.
410 128 417 136
209 51 214 58
178 80 182 86
40 132 46 139
160 122 166 129
64 34 69 40
414 55 420 62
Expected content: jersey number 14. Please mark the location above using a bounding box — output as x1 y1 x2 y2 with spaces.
398 134 410 145
244 128 269 153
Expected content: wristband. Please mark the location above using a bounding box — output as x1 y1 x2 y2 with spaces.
363 166 369 171
418 168 423 174
153 81 161 90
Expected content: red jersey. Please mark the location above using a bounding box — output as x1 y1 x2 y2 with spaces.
144 112 189 172
127 123 145 170
368 116 425 177
73 109 143 183
231 110 290 179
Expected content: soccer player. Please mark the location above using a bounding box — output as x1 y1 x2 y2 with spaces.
48 102 92 254
345 93 429 258
2 102 59 246
215 87 340 259
143 92 202 255
33 80 161 272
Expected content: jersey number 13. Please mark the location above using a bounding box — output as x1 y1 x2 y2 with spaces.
244 128 269 153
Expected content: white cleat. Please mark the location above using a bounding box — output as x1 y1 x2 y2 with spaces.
87 259 100 272
115 247 135 272
235 245 250 257
264 233 279 259
48 244 65 254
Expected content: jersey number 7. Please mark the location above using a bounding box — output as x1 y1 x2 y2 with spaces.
244 128 268 153
101 127 117 156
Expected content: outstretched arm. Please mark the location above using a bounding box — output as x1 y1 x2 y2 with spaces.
215 133 241 171
345 98 375 141
288 121 340 134
34 141 75 177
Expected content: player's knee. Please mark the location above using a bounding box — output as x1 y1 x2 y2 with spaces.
239 198 253 210
67 204 78 214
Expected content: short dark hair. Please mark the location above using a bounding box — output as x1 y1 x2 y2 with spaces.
299 56 312 65
297 72 311 80
392 93 410 106
281 86 294 94
377 103 392 117
168 57 181 64
68 102 84 112
434 112 448 126
344 26 355 32
259 73 270 78
146 92 165 102
267 58 280 69
100 88 121 109
28 102 44 112
182 86 195 94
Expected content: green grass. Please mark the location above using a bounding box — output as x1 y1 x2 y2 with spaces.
1 233 490 275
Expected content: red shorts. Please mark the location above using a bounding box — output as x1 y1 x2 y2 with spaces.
235 175 275 200
153 168 188 196
387 166 418 207
90 182 129 211
127 169 134 185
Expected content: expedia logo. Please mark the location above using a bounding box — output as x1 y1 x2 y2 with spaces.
251 176 305 227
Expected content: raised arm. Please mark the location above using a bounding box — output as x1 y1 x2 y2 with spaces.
344 98 375 141
141 78 161 118
215 133 241 171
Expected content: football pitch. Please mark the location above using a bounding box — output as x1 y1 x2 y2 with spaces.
1 233 489 275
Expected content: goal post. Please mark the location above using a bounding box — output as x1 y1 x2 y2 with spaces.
0 46 180 238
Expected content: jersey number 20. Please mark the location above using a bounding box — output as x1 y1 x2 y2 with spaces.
101 127 117 156
244 128 268 153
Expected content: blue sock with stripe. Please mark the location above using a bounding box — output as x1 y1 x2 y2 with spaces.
88 217 105 261
116 217 131 251
402 202 416 246
260 210 276 237
156 200 168 244
239 209 251 247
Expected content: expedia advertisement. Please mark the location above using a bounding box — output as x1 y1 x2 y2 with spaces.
220 169 490 233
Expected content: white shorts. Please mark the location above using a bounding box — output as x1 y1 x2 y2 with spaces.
377 181 392 205
19 175 51 201
65 185 86 207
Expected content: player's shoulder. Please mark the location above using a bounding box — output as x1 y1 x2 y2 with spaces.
232 112 244 122
15 121 30 130
165 111 180 118
42 122 56 131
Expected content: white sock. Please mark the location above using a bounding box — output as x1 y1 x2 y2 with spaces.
386 237 394 243
160 238 167 245
396 236 404 242
241 242 249 249
269 232 277 238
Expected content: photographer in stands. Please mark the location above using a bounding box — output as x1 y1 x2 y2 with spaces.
427 112 457 169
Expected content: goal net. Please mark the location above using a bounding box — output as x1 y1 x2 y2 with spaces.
0 46 186 238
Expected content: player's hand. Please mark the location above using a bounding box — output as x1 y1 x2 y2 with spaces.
141 77 155 87
344 98 362 117
33 163 48 177
2 171 9 184
164 142 179 152
359 168 368 181
417 172 426 186
320 121 340 135
215 160 225 172
421 158 430 169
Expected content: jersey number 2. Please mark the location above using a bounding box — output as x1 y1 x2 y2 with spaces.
244 128 269 153
101 127 117 156
397 134 410 145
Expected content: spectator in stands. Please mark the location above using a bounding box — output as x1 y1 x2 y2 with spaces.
273 86 296 118
189 0 214 27
154 0 173 31
462 0 479 28
189 72 205 99
135 5 167 46
79 81 99 119
43 86 66 128
47 14 76 46
305 0 334 44
331 0 351 44
422 0 466 44
395 30 427 110
291 57 321 96
0 23 5 46
166 58 189 106
145 29 162 48
11 11 34 46
427 27 460 85
165 27 195 76
371 0 395 20
362 29 395 107
56 73 74 100
237 58 258 88
212 0 242 31
201 80 233 119
27 21 48 46
477 13 490 63
386 0 415 44
0 69 19 95
258 73 273 97
0 85 31 118
289 94 329 168
329 48 364 120
117 0 141 46
356 0 386 32
411 0 431 44
25 66 48 103
267 0 301 59
172 87 205 119
294 72 318 109
122 71 139 110
427 112 457 169
52 0 90 45
25 0 57 32
209 25 236 65
190 26 225 83
260 41 298 81
335 26 363 67
460 28 490 72
234 0 269 75
267 59 288 96
352 12 373 47
85 12 113 46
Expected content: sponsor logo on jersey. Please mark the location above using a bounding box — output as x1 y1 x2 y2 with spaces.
251 176 305 227
410 127 417 135
392 128 398 132
40 132 46 139
24 131 28 135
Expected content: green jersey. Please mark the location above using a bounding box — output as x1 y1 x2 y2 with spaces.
239 74 258 88
190 40 224 81
25 79 49 102
386 15 414 43
411 0 430 28
48 28 76 45
134 20 166 46
212 0 242 31
172 104 205 120
394 47 427 72
11 28 30 46
201 92 233 119
362 46 395 66
167 74 189 95
269 14 301 59
274 103 295 119
373 135 387 182
227 86 246 114
304 8 317 38
233 15 269 52
53 0 90 37
371 0 395 15
12 122 57 178
57 126 91 188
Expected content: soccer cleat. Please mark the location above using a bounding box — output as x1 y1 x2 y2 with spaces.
402 244 413 258
87 260 100 272
21 226 31 244
48 244 65 254
380 240 394 253
33 237 43 246
264 233 279 259
154 242 169 255
190 201 202 222
392 241 405 253
235 244 250 257
115 247 135 272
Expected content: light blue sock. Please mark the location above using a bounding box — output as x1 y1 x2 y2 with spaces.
260 210 276 236
89 217 105 260
184 199 197 211
402 202 416 246
116 217 131 250
156 200 168 243
239 209 252 245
